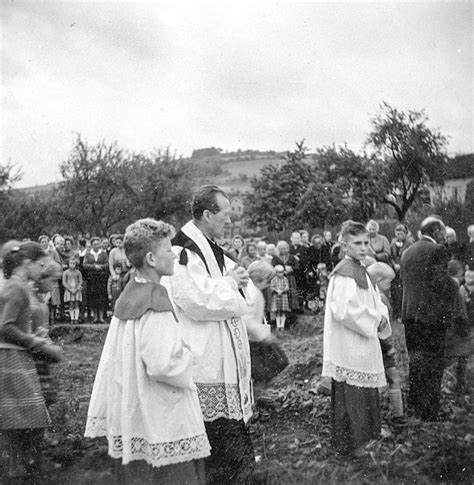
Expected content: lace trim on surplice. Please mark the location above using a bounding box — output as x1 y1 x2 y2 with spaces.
323 361 386 388
196 382 243 421
85 417 210 466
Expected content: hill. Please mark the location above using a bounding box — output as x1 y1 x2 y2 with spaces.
191 153 287 193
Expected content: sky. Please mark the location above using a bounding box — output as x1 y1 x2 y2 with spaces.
1 1 473 188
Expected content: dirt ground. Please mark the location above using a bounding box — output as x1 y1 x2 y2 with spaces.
3 314 473 484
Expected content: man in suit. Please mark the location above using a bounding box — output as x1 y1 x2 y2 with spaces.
401 217 458 421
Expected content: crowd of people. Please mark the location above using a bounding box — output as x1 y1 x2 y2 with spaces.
0 183 473 482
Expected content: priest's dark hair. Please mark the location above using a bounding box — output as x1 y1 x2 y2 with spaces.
191 185 228 220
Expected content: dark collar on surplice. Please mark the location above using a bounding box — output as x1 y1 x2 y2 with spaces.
330 257 369 290
172 230 245 298
114 278 177 321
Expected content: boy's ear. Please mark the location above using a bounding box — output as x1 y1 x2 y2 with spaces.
144 251 155 267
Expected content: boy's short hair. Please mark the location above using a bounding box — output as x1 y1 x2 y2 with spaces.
248 260 275 283
124 218 175 269
340 220 368 241
274 264 285 273
366 262 395 283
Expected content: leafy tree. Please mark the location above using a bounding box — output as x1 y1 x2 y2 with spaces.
57 135 137 235
313 145 385 223
56 136 195 235
0 163 24 242
130 149 195 228
367 102 448 222
245 142 387 232
244 141 317 231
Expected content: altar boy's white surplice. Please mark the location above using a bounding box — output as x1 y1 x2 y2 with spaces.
322 257 390 388
84 279 210 468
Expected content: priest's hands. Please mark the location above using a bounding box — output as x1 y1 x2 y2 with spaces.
228 266 249 288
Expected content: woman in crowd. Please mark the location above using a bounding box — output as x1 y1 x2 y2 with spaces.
232 234 246 262
366 220 391 264
83 237 109 323
445 227 463 262
63 236 76 263
390 224 412 318
108 234 130 278
241 242 258 269
0 241 62 479
321 231 335 271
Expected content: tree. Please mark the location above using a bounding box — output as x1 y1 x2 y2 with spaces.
244 142 387 232
244 141 317 231
58 135 137 235
130 149 195 228
367 102 449 222
0 163 23 242
57 136 195 235
312 145 385 223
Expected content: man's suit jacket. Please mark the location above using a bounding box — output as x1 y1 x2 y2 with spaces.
401 237 458 325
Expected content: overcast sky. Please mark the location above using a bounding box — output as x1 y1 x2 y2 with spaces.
2 1 473 188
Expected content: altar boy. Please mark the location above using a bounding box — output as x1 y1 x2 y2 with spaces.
322 220 390 457
85 219 210 483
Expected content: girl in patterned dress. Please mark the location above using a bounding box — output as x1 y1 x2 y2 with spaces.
62 257 83 324
270 265 290 331
0 241 62 479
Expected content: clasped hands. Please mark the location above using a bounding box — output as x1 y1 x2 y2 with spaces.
227 266 249 288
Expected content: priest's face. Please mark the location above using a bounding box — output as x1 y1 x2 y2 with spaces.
207 193 231 239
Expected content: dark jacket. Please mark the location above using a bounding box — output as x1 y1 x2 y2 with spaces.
401 237 458 325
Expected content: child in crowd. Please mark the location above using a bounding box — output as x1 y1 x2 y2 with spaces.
85 219 210 484
366 262 405 423
322 220 390 458
317 262 329 311
62 257 83 324
270 265 290 331
107 263 126 313
445 261 472 395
